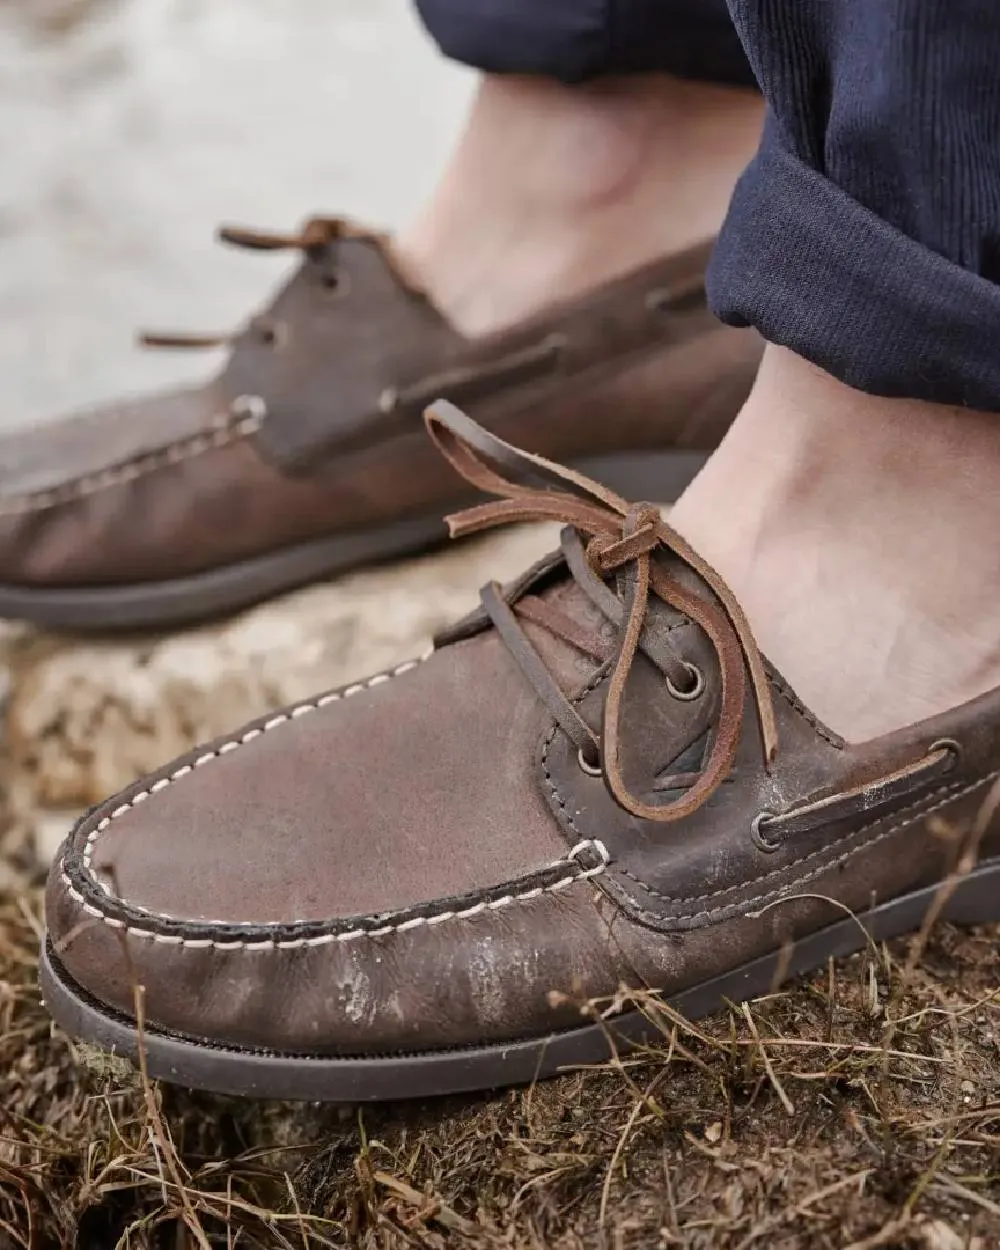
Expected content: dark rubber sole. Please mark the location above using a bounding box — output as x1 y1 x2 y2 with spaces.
0 450 706 633
40 856 1000 1103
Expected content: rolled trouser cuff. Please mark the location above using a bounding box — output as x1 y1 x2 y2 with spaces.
709 136 1000 411
415 0 755 87
609 0 755 86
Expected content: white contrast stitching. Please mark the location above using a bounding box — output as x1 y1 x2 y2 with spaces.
63 649 613 950
61 840 610 950
537 660 998 923
0 400 264 518
614 773 994 907
77 649 434 891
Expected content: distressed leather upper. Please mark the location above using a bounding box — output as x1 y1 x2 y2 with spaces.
0 222 761 589
46 408 1000 1058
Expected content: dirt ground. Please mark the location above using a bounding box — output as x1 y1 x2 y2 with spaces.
1 879 998 1248
1 4 998 1246
0 512 997 1250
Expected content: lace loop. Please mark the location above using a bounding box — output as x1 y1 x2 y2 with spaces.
139 215 424 354
425 399 779 825
217 217 346 252
138 331 232 350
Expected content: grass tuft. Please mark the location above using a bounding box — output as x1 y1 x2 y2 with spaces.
0 886 997 1248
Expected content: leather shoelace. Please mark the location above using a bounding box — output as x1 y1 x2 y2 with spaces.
424 400 780 825
139 216 423 351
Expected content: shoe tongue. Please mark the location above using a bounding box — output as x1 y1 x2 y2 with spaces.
521 573 618 690
221 232 464 472
438 536 702 688
524 560 697 688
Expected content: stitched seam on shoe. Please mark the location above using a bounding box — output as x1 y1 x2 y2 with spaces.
614 773 990 904
77 649 435 893
0 411 260 518
540 665 609 838
537 653 992 918
60 842 610 949
60 648 613 946
610 769 1000 924
765 666 843 748
539 656 843 840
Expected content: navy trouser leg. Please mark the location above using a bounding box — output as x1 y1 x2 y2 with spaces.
415 0 755 88
417 0 1000 409
711 0 1000 410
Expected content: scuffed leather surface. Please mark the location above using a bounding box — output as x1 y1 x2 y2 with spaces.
0 386 212 497
544 655 1000 930
85 630 577 924
47 874 622 1054
45 546 1000 1056
0 238 762 588
229 237 463 468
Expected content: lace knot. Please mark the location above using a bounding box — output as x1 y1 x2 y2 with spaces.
587 504 662 574
425 399 780 825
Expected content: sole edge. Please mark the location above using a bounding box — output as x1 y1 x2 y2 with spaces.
40 856 1000 1103
0 450 706 632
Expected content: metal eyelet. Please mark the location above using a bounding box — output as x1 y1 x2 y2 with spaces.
319 269 350 298
255 318 287 350
928 738 961 771
666 662 704 702
542 331 569 366
750 811 780 854
230 394 267 428
577 745 603 777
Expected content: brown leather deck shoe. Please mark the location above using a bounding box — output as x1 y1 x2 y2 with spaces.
42 404 1000 1102
0 217 760 631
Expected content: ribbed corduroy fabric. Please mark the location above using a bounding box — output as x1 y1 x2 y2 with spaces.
414 0 755 88
416 0 1000 408
710 0 1000 409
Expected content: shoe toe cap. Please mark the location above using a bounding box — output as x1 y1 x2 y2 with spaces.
0 385 218 588
45 645 618 1055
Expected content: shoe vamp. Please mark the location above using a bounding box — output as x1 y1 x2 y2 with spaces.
89 619 599 927
0 385 218 498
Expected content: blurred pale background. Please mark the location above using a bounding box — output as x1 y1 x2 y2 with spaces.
0 0 474 431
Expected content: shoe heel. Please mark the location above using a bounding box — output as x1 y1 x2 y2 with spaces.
939 857 1000 926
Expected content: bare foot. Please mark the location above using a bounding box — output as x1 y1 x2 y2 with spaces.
398 74 764 336
669 344 1000 742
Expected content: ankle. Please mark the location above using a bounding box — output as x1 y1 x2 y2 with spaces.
671 346 1000 741
399 74 764 336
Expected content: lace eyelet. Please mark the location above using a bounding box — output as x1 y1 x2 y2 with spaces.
750 811 780 853
319 269 350 297
928 738 961 771
230 394 267 427
256 319 287 350
666 662 704 702
577 745 603 777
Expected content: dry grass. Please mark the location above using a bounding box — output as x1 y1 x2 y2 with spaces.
0 887 997 1248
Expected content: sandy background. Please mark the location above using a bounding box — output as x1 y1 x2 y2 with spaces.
0 0 473 431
